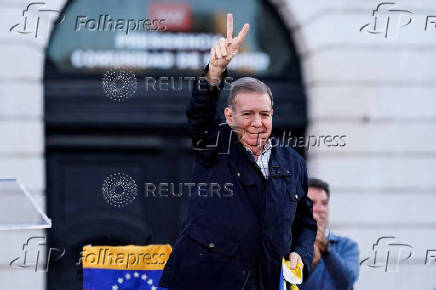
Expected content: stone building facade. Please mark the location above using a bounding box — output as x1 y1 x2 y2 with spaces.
0 0 435 289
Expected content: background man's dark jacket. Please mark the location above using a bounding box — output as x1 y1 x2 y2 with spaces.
159 67 317 290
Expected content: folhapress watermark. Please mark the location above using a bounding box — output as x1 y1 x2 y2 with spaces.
76 247 168 268
270 131 346 151
194 126 347 155
75 15 166 35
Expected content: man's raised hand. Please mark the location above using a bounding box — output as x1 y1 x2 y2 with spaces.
207 13 249 83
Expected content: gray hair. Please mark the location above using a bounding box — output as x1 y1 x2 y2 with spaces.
227 77 273 109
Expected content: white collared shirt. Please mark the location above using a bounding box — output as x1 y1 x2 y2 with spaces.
243 139 272 179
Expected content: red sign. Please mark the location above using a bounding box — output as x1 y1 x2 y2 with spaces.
149 2 192 32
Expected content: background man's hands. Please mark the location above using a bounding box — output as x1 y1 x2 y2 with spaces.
314 214 329 253
206 13 249 83
312 244 322 269
311 214 329 269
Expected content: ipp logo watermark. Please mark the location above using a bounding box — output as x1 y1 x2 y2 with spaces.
360 236 414 272
361 2 436 38
360 236 436 272
360 2 413 39
9 1 65 39
9 236 65 272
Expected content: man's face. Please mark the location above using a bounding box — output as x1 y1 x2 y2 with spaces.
308 187 329 229
224 91 273 148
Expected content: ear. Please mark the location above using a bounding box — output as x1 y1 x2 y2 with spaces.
224 107 233 126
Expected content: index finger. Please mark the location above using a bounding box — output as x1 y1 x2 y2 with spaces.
235 23 249 45
226 13 233 40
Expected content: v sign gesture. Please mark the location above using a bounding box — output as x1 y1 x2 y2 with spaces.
206 13 250 83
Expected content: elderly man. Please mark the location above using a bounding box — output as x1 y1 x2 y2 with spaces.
159 14 317 290
300 178 359 290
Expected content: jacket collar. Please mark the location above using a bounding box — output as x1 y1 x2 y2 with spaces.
328 231 340 242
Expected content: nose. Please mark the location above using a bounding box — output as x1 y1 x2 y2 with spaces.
312 204 319 215
312 202 324 215
251 114 262 127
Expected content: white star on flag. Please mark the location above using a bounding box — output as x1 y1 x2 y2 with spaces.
134 272 139 278
141 274 147 280
112 285 118 290
147 279 153 285
125 273 131 280
118 277 123 284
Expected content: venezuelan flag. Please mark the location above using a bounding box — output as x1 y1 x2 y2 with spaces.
82 244 172 290
279 258 301 290
279 263 291 290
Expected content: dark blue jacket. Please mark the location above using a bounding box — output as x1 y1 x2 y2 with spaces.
159 67 317 290
300 232 359 290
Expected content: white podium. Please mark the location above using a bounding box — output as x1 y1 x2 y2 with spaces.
0 179 51 230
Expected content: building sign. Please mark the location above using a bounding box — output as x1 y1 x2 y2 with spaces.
149 2 192 32
71 32 270 72
48 0 292 77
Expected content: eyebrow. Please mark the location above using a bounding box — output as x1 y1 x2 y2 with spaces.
239 110 272 114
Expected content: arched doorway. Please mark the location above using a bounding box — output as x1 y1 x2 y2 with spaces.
44 0 306 288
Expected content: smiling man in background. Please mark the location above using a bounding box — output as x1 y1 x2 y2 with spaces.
300 178 359 290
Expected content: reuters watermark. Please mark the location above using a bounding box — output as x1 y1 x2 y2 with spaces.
145 182 234 198
144 76 234 92
75 15 166 34
102 68 138 102
102 172 138 207
101 67 234 102
101 173 235 207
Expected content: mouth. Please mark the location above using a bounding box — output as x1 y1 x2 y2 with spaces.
243 133 269 147
246 131 267 136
